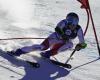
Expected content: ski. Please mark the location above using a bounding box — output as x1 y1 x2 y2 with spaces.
50 59 72 69
40 53 72 69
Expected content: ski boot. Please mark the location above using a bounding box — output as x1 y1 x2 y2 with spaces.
7 49 27 56
40 50 51 59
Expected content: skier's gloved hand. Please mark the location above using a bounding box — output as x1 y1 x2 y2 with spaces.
75 44 82 51
75 43 87 51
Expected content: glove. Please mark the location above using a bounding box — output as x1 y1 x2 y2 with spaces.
75 44 82 51
75 43 87 51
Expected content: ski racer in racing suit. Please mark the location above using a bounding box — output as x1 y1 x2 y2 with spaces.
8 12 87 58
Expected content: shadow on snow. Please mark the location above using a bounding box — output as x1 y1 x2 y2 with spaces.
0 49 70 80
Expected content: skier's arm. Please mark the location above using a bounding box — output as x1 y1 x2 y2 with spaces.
75 28 87 51
55 20 65 35
55 27 64 35
55 20 69 40
55 27 69 40
77 28 85 44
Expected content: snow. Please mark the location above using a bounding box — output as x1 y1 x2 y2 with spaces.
0 0 100 80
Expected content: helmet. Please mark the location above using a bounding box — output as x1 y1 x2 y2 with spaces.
66 12 79 26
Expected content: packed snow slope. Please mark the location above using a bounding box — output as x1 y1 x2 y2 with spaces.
0 0 100 80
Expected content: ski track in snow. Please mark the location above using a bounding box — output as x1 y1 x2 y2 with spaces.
0 0 100 80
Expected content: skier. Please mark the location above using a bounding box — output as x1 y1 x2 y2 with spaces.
8 12 87 58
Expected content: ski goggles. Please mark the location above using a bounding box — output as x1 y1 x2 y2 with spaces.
66 16 79 26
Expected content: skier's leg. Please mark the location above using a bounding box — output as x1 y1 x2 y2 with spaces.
50 42 65 55
8 37 50 56
32 32 60 51
25 32 58 51
40 38 50 50
58 41 73 52
21 38 49 53
41 42 65 58
9 32 58 56
40 41 73 58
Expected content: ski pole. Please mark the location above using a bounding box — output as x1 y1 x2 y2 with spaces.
65 49 76 64
0 37 47 40
88 1 100 56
